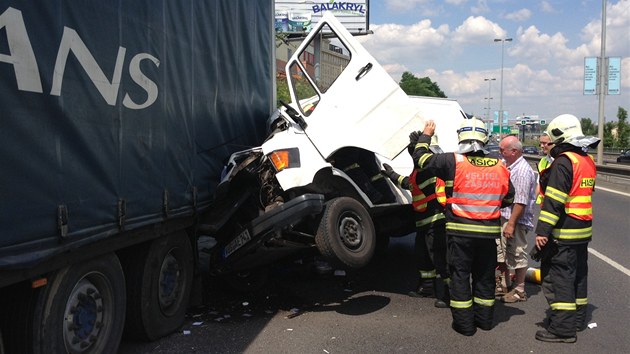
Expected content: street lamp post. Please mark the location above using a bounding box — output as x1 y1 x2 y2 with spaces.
484 78 496 133
494 38 512 137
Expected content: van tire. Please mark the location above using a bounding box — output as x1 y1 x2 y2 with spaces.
315 197 375 269
122 232 193 341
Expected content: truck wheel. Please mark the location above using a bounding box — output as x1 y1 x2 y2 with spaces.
315 197 376 268
122 232 193 341
31 253 126 354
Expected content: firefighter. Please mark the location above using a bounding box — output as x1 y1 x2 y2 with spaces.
412 117 514 336
535 133 555 204
381 134 450 308
534 114 599 343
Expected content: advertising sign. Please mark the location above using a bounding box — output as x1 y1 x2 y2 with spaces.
608 57 621 95
493 111 509 125
275 0 369 35
583 57 597 95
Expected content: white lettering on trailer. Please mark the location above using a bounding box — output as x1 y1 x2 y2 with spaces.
0 6 159 110
0 7 43 93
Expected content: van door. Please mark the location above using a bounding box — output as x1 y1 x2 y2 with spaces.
285 12 424 160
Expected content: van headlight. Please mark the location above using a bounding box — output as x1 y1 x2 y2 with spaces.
268 148 300 171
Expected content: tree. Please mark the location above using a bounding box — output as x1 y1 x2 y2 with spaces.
615 106 629 149
399 72 446 98
580 117 597 136
604 121 616 148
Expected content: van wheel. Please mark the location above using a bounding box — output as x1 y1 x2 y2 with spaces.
122 232 193 341
31 253 126 354
315 197 376 268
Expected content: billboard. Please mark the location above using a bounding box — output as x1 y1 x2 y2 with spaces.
608 57 621 95
275 0 369 35
583 57 597 95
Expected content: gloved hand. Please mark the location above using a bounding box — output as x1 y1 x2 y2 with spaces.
381 163 397 180
409 131 421 145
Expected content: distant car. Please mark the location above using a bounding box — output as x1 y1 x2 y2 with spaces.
523 146 538 155
617 150 630 163
486 144 500 158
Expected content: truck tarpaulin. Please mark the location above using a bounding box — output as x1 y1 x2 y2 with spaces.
0 0 274 267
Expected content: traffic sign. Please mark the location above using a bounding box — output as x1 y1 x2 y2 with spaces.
521 120 527 125
540 120 546 125
492 126 511 133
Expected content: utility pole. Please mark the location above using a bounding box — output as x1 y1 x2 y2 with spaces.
484 78 496 133
597 0 607 165
494 38 512 138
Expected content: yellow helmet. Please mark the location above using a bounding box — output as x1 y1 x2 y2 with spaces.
457 117 488 144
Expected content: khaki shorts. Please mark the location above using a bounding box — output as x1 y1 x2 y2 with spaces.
496 218 530 269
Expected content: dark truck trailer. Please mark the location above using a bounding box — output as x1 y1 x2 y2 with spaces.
0 0 274 352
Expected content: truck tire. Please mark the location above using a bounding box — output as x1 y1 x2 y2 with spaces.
122 232 193 341
315 197 376 269
31 253 126 354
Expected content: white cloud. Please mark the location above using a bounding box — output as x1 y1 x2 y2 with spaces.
445 0 468 5
581 0 630 56
384 0 432 12
471 0 490 15
504 8 532 22
540 1 556 13
452 16 506 44
363 1 628 120
359 21 449 68
511 25 590 66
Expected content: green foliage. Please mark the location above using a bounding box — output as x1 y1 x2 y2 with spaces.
276 75 318 108
603 121 615 147
399 72 446 98
615 107 629 149
580 117 597 136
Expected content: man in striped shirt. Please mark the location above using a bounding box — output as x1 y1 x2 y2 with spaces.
497 136 537 303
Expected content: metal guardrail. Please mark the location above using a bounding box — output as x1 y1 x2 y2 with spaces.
523 155 630 177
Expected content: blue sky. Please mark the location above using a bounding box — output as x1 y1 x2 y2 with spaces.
359 0 629 124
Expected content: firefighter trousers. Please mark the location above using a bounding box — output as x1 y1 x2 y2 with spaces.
540 242 588 337
425 224 448 280
415 227 439 282
448 235 496 333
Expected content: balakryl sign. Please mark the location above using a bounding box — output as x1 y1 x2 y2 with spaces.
275 0 369 36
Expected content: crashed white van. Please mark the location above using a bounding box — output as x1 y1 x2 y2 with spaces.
201 12 467 275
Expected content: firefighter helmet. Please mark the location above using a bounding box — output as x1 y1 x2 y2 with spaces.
457 117 488 144
545 114 584 145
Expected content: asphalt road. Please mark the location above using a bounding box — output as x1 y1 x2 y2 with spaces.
120 182 630 354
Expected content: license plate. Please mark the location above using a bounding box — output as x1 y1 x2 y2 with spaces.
222 228 252 258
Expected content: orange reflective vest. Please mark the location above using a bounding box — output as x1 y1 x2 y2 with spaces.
561 151 595 221
410 170 446 212
448 154 510 220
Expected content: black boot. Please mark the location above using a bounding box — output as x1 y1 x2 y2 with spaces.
535 329 577 343
408 279 434 298
433 278 450 308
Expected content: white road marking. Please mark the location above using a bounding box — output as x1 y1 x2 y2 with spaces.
595 186 630 197
588 248 630 277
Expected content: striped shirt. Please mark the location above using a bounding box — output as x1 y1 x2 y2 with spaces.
500 156 537 230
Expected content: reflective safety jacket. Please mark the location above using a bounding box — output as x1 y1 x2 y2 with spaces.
409 169 447 229
536 149 596 244
535 156 553 204
412 138 515 239
449 153 510 220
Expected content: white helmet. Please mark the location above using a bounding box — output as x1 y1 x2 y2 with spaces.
546 113 601 149
457 117 488 144
546 114 583 144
